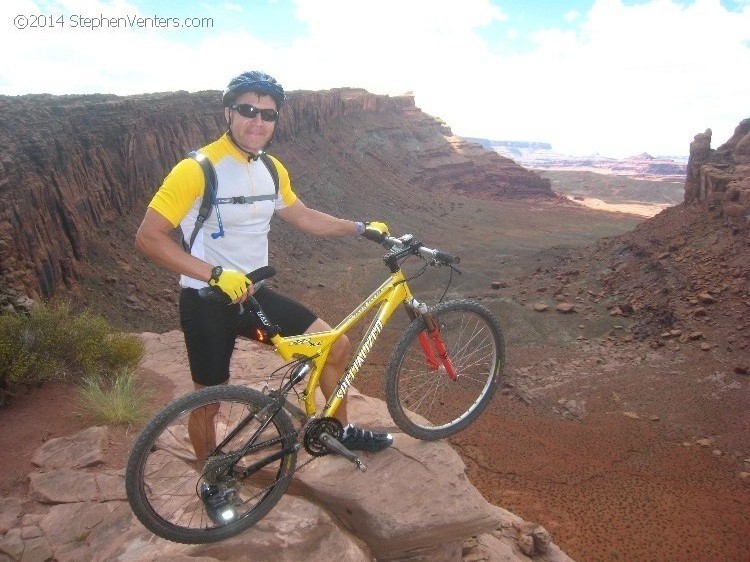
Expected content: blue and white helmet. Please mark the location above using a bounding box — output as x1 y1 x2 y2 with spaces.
222 71 286 109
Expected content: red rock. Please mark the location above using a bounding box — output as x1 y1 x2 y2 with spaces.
555 303 576 313
0 89 555 300
685 118 750 217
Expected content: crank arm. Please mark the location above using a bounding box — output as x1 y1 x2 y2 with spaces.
318 432 367 472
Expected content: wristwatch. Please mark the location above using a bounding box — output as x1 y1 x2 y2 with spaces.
209 265 223 284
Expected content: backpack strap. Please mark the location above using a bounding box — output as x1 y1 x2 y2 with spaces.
183 150 280 252
184 151 218 252
259 153 280 197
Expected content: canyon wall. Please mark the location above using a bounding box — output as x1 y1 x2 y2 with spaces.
0 89 552 300
684 117 750 218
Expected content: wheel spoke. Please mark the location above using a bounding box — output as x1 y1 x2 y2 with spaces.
386 301 504 440
126 386 297 543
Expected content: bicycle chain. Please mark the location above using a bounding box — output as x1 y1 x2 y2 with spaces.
229 419 348 506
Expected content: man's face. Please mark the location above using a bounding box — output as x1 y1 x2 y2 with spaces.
225 91 278 153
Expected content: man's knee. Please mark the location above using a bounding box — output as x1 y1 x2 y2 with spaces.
330 334 351 363
306 318 350 365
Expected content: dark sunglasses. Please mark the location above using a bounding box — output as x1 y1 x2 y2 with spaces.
231 103 279 122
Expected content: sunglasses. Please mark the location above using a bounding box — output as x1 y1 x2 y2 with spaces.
231 103 279 122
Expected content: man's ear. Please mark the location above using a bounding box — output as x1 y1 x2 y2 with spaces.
224 107 231 124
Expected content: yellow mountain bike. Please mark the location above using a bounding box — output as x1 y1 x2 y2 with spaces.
125 229 505 544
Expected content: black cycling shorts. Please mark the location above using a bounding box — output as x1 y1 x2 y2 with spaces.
179 284 318 386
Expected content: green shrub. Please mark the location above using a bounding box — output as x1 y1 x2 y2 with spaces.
70 311 113 375
101 332 146 370
0 301 144 404
77 369 151 426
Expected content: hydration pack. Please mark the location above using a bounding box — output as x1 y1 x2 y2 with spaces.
183 151 280 251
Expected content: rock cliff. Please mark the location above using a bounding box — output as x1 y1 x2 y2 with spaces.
0 331 574 562
0 89 552 301
574 119 750 349
684 117 750 218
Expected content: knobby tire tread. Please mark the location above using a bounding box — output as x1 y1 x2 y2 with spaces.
125 385 297 544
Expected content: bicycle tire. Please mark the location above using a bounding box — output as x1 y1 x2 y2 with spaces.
125 385 297 544
386 300 505 440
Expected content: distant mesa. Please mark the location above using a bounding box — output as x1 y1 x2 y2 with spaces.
464 138 552 155
463 137 688 182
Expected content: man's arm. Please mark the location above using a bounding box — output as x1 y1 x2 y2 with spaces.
276 199 358 236
136 210 251 302
135 208 214 283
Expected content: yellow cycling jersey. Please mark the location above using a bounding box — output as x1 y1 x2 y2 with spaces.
148 133 298 289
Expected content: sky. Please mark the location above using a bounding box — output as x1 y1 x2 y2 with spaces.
1 0 749 158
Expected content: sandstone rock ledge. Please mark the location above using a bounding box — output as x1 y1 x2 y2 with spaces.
0 332 574 562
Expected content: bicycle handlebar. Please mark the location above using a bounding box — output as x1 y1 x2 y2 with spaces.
198 265 277 303
381 234 460 266
198 233 459 304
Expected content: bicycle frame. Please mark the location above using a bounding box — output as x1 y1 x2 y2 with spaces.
126 232 504 544
265 268 416 420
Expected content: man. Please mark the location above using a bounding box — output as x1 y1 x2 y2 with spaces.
135 71 393 462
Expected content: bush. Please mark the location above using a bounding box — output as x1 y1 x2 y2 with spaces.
0 301 144 404
77 369 151 426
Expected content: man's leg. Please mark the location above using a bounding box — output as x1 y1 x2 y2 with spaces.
179 288 236 467
305 318 351 423
305 317 392 452
187 382 225 467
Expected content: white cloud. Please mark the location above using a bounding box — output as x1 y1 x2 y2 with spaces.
1 0 748 157
277 0 507 94
441 0 750 156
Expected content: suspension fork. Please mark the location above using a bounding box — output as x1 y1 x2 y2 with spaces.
407 299 458 380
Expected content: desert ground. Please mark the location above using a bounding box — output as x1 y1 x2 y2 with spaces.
1 186 748 561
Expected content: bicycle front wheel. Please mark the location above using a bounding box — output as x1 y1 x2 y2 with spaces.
125 385 297 544
386 300 505 440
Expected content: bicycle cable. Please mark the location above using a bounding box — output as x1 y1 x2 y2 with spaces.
437 264 455 303
262 357 308 400
401 252 456 304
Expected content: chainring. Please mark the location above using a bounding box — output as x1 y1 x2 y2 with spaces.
303 417 344 456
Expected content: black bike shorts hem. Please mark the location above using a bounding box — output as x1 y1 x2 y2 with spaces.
179 285 318 387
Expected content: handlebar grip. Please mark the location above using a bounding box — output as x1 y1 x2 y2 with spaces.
247 265 277 284
363 228 386 244
435 251 459 265
198 286 231 303
197 265 277 302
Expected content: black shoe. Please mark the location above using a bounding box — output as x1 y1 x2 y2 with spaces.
200 482 240 525
341 424 393 452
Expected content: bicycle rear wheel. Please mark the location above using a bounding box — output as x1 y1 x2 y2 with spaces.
386 300 504 440
125 385 297 544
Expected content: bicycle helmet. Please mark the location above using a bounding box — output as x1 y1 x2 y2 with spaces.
222 71 286 109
